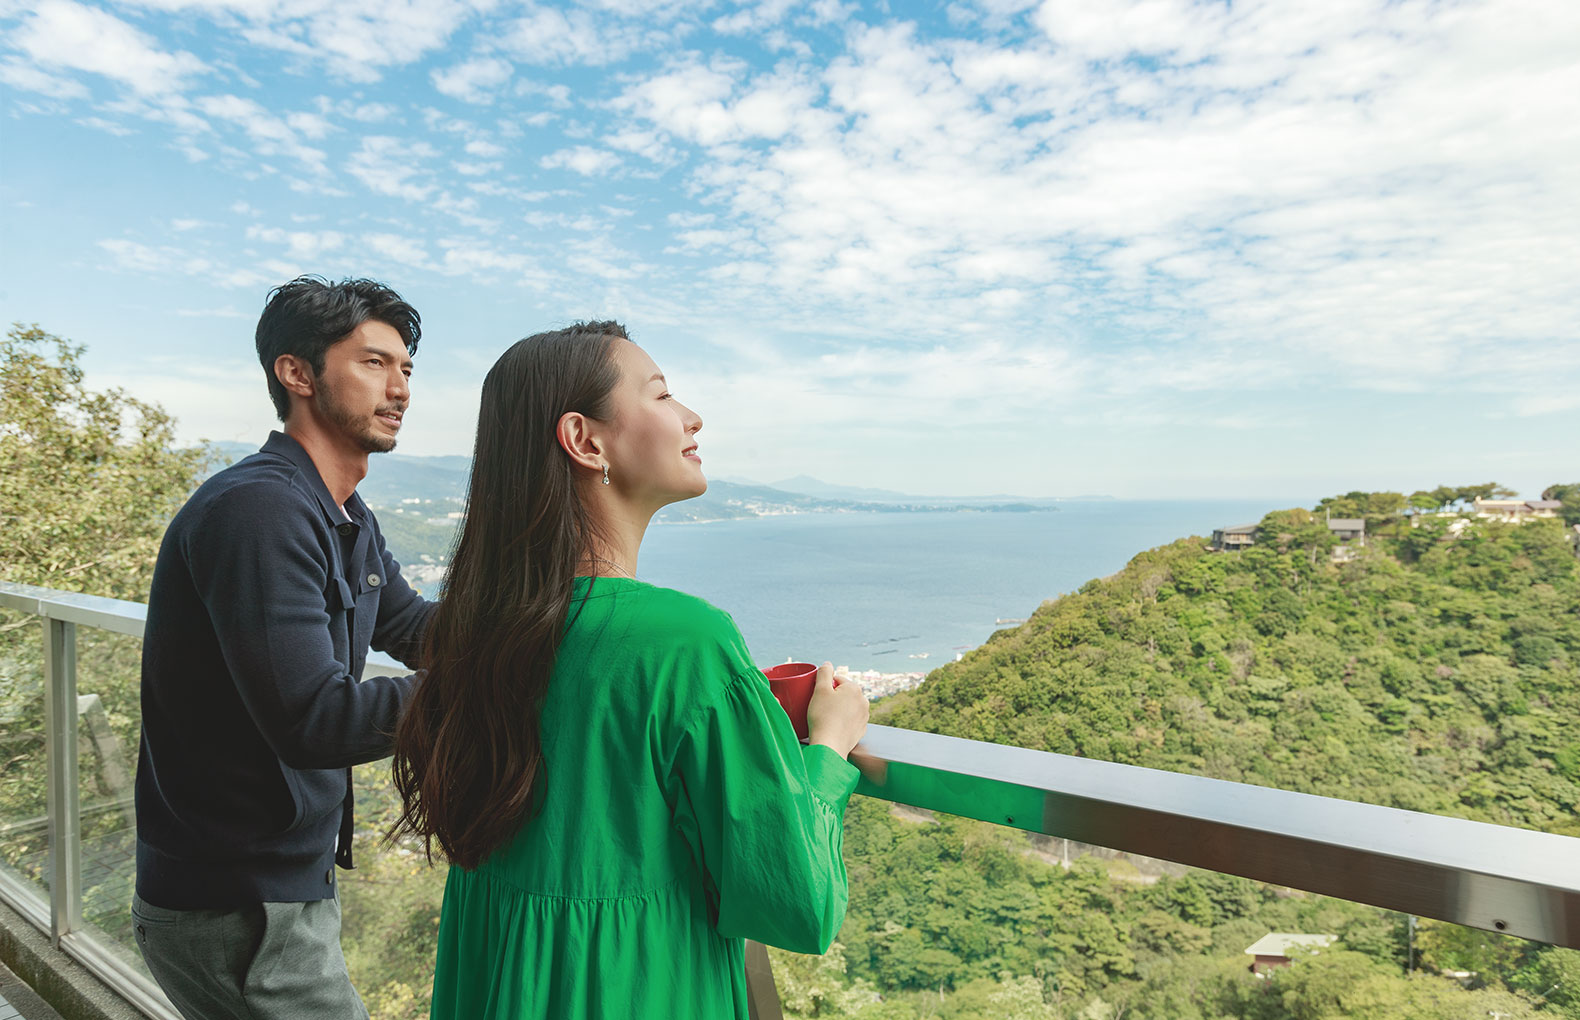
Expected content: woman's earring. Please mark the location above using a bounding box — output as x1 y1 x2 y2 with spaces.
601 464 610 486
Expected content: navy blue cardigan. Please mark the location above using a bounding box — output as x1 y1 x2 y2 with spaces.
135 432 435 909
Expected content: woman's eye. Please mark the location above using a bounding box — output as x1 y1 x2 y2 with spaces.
660 392 673 400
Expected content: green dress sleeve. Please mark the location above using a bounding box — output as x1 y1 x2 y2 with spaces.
669 666 861 956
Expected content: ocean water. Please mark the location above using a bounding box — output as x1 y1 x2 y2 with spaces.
637 500 1282 673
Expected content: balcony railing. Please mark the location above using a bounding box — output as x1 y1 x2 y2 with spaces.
2 578 1577 1020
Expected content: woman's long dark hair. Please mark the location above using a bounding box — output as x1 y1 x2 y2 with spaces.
390 322 627 869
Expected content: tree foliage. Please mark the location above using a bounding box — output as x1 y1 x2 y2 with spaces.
1 324 212 598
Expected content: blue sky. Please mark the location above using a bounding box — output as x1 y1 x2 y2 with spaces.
2 0 1577 499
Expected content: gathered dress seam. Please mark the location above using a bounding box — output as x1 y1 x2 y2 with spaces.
465 866 689 904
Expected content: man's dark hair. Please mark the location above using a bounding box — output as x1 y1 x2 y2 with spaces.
255 276 422 422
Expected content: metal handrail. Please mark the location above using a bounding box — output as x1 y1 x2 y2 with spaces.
849 727 1580 948
3 578 1579 1020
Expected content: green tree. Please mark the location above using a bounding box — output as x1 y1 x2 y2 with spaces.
1512 945 1580 1017
1 324 211 598
1456 482 1517 506
1415 920 1534 987
1543 482 1580 526
0 325 214 954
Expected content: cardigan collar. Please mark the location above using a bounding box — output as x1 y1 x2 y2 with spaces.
260 430 369 530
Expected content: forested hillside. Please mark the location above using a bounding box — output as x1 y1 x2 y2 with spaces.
877 507 1580 836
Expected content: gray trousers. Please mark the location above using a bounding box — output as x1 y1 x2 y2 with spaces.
131 893 369 1020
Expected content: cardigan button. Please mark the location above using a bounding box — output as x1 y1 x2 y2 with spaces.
367 574 381 587
337 523 353 536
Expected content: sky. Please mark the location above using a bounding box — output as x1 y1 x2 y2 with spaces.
2 0 1577 500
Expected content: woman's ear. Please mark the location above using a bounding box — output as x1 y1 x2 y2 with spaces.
556 411 604 472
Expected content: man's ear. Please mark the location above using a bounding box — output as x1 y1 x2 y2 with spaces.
556 411 604 472
274 354 316 401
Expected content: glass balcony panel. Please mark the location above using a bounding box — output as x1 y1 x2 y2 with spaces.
72 626 150 977
0 607 50 903
339 760 447 1019
797 799 1573 1020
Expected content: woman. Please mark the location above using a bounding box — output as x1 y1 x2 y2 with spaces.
391 321 870 1019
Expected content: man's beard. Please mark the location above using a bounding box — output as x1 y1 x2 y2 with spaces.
314 376 399 454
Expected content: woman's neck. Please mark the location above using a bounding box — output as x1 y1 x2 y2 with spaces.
580 500 650 578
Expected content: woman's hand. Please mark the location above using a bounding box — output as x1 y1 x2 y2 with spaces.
807 661 869 759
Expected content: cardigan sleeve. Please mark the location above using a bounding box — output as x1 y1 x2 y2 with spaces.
668 665 860 955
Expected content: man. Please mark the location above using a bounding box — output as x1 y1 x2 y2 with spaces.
132 277 436 1018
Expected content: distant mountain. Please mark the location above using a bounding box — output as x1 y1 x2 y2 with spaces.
770 474 1096 505
769 475 919 503
208 440 472 506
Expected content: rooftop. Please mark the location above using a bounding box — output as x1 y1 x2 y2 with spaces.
1244 933 1337 957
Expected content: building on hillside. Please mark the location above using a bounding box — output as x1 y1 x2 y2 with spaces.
1244 933 1337 976
1211 523 1259 551
1473 497 1561 521
1326 518 1365 544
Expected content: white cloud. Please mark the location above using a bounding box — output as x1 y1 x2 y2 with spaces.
611 2 1580 403
12 0 207 95
363 232 432 268
0 55 90 98
120 0 492 81
431 55 513 103
464 139 506 157
346 135 440 199
78 115 136 135
712 0 796 35
98 238 206 274
196 94 328 172
540 145 622 176
315 96 401 122
501 5 621 65
245 225 346 260
285 111 333 138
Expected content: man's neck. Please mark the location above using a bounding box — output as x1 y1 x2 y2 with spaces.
284 422 369 507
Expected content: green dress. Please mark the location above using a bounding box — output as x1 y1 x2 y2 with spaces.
429 577 861 1019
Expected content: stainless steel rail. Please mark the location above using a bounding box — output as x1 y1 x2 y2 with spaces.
850 726 1580 948
4 577 1579 1020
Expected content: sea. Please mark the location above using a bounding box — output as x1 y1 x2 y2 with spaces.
636 500 1283 674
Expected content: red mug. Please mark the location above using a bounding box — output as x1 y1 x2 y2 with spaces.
763 662 819 740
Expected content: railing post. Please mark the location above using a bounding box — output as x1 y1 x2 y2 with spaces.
43 616 82 945
744 940 784 1020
